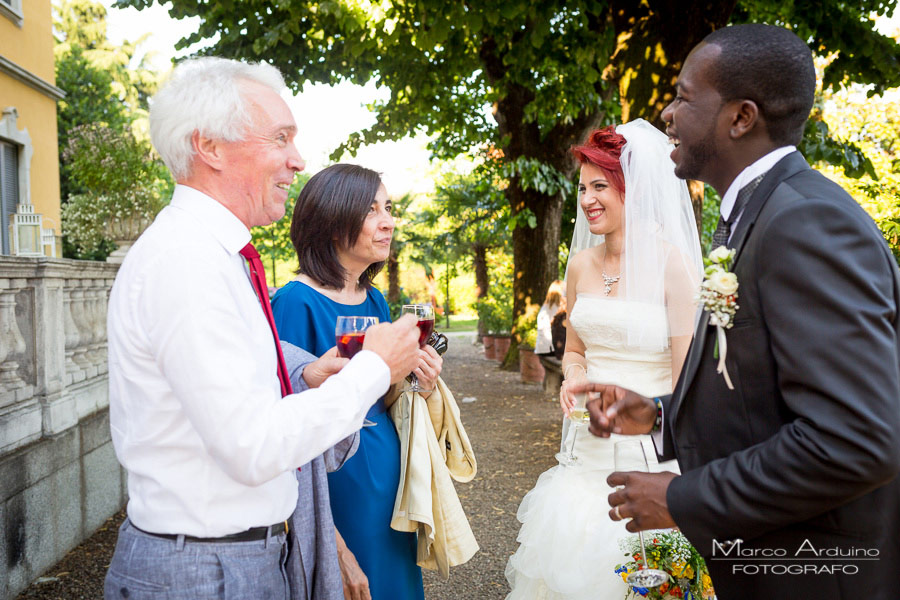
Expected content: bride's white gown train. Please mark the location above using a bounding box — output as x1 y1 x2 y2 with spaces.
505 295 680 600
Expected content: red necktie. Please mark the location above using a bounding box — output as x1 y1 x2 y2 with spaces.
240 242 293 397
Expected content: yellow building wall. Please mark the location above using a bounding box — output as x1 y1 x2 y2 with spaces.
0 75 62 241
0 0 62 255
0 0 55 83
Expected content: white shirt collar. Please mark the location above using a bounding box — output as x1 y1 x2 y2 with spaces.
720 146 796 221
169 184 252 256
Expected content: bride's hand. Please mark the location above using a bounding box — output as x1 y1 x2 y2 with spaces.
559 369 587 415
567 383 656 437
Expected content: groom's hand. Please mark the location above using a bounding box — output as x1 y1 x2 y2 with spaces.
566 383 655 437
607 471 678 531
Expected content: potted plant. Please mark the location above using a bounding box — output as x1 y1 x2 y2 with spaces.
474 285 513 361
61 125 170 261
516 308 545 383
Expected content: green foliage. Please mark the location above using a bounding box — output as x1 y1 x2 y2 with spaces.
515 304 540 349
56 45 130 200
474 291 513 335
424 166 509 244
815 85 900 262
501 157 575 199
473 250 514 334
55 0 167 259
733 0 900 96
700 185 723 255
120 0 900 316
386 290 413 322
55 0 160 119
249 173 310 284
60 125 170 255
798 118 877 179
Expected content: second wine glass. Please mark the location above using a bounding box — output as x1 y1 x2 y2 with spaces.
401 304 435 393
613 439 669 589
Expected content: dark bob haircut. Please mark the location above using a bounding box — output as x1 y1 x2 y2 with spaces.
290 163 385 290
703 24 815 147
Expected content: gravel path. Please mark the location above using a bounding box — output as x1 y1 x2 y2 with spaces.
17 335 562 600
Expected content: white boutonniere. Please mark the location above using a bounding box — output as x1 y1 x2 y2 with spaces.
698 246 739 389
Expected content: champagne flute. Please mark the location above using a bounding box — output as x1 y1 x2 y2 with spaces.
555 391 588 466
614 439 669 588
401 304 435 393
335 316 379 358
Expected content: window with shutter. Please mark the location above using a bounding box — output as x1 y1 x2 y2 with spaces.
1 140 20 255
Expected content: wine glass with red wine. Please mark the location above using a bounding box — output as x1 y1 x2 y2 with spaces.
335 316 379 358
401 304 435 393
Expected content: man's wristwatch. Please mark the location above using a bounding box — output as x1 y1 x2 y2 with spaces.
651 397 663 433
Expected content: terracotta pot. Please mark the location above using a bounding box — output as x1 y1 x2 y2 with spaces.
493 335 512 362
519 346 546 383
482 335 496 360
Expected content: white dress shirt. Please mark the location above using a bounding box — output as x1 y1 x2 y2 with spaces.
719 145 796 240
107 185 390 537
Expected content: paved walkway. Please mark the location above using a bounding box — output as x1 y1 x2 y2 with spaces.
17 336 562 600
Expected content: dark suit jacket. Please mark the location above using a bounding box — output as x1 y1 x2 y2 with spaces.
660 152 900 599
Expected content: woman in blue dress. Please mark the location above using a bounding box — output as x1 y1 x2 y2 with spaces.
272 163 443 600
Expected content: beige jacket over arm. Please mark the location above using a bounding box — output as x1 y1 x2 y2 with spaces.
389 377 478 578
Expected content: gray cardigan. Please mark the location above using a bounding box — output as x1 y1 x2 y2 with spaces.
281 342 359 600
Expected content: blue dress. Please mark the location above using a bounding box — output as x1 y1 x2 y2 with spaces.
271 280 424 600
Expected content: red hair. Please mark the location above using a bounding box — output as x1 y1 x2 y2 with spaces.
571 126 627 194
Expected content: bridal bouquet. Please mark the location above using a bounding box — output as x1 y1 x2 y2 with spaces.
614 531 714 599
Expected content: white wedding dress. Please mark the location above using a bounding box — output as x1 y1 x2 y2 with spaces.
505 294 680 599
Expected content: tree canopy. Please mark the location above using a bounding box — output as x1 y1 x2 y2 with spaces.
55 0 169 258
117 0 900 359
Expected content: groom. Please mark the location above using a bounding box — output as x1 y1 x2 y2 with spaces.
575 24 900 599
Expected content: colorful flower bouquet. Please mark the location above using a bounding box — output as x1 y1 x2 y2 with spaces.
615 530 715 599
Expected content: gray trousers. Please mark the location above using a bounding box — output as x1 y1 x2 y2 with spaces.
104 518 290 599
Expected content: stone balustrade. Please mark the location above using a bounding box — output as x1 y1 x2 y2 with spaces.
0 256 125 600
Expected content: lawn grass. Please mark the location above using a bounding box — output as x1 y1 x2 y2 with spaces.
435 315 478 332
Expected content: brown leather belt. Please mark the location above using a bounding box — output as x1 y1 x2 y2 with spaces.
132 520 288 543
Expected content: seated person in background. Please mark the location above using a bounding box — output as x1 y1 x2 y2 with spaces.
550 296 567 360
535 280 564 357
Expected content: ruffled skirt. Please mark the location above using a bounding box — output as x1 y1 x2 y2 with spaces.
505 428 676 599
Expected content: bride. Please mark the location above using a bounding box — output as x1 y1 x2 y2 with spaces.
505 119 702 599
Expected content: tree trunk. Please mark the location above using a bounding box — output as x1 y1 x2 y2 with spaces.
609 0 737 127
387 238 401 303
473 243 489 338
505 183 563 368
480 33 607 368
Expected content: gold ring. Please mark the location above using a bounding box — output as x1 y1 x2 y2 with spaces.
614 505 622 520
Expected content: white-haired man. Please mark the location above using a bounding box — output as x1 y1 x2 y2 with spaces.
104 57 421 600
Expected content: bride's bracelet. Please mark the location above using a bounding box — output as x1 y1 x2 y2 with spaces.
563 364 586 381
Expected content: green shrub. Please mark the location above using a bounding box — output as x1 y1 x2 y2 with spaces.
474 280 513 334
61 124 170 256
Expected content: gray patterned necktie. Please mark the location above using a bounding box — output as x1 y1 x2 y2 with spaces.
711 172 767 248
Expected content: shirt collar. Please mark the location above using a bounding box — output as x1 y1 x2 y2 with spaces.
720 146 796 221
169 184 252 255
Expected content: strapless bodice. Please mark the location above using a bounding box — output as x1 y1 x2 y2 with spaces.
568 294 672 398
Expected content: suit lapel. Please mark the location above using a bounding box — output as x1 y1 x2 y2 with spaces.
670 310 709 419
670 151 811 423
729 152 811 264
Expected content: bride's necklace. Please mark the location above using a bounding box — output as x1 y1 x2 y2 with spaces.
601 271 620 296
